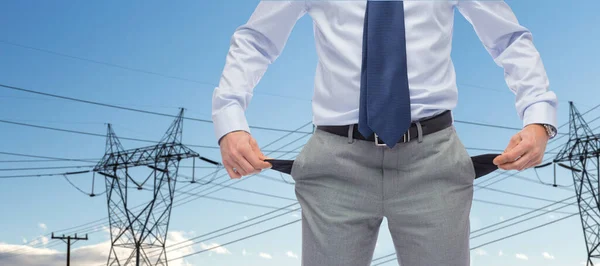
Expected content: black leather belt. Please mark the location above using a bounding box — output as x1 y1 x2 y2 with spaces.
316 110 453 146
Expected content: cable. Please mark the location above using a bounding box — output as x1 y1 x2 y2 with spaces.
472 199 574 215
454 119 566 136
138 186 294 211
0 84 313 134
0 159 98 163
0 119 302 153
474 185 574 205
471 197 580 239
0 171 91 179
167 219 301 262
0 151 97 163
0 165 94 171
148 203 301 256
470 213 578 250
0 39 309 102
471 195 577 234
62 174 106 197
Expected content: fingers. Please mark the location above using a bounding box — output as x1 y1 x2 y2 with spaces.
505 133 521 153
493 134 522 166
498 152 533 171
224 160 242 179
220 132 271 179
250 138 266 160
495 142 528 167
240 145 271 173
495 131 545 171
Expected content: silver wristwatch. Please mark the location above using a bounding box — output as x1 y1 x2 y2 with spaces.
542 124 557 139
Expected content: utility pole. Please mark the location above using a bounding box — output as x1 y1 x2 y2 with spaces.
51 232 88 266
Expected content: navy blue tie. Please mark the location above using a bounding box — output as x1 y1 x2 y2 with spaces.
358 1 411 148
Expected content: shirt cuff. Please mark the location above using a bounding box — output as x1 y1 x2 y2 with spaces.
522 101 557 129
212 103 251 144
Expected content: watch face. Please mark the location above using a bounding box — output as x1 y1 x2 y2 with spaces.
544 125 556 138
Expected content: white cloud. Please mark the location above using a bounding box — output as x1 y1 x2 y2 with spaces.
22 238 27 244
243 216 249 221
291 213 300 218
243 249 248 256
516 253 528 260
286 251 298 259
199 242 231 255
41 237 49 246
0 231 194 266
38 223 47 231
499 216 505 221
543 252 555 260
474 249 487 256
498 250 503 256
259 252 272 259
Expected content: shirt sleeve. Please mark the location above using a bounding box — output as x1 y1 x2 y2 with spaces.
456 1 558 130
212 1 307 143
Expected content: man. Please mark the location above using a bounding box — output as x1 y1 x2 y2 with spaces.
212 1 558 265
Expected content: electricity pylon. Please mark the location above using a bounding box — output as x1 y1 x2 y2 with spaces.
554 102 600 266
94 109 199 266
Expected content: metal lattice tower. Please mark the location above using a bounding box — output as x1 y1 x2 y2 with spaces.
555 102 600 266
94 109 199 266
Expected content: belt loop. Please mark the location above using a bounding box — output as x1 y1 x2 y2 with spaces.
348 124 355 144
416 121 423 143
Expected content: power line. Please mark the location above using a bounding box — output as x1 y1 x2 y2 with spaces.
471 195 577 235
470 212 578 250
0 170 92 179
474 185 574 204
0 159 98 163
0 119 303 153
454 119 566 136
0 165 94 171
151 203 301 257
0 39 310 102
167 219 301 262
0 151 97 163
471 197 580 239
0 83 314 134
472 199 574 215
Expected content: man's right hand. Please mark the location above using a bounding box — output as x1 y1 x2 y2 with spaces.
219 131 272 179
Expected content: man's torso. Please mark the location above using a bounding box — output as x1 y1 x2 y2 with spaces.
306 1 459 125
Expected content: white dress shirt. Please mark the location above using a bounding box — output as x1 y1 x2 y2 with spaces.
211 0 558 142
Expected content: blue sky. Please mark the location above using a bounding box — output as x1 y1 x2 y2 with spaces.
0 0 599 265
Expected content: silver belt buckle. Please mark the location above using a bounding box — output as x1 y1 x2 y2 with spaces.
374 130 411 147
374 133 387 147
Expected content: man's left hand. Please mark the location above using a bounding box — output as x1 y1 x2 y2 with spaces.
493 124 550 171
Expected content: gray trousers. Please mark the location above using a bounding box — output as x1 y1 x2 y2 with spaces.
291 125 475 266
